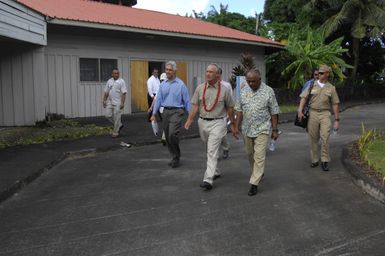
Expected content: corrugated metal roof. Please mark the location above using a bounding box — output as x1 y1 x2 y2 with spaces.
17 0 282 47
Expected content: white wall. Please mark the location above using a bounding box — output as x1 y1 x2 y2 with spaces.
0 27 267 126
42 32 265 119
0 0 46 45
0 47 45 126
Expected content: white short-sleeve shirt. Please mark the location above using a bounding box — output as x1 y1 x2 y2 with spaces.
104 78 127 106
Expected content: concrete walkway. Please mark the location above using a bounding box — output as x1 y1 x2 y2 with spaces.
0 103 384 255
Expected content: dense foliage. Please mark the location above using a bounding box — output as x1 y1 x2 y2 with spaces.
193 1 385 89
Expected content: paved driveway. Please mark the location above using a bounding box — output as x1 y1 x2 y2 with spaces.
0 104 384 256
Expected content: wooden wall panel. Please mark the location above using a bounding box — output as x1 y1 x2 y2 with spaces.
55 55 64 115
46 55 56 114
11 55 24 125
70 56 79 117
63 56 72 116
130 60 148 112
176 61 187 86
78 83 85 117
0 57 13 125
22 52 35 124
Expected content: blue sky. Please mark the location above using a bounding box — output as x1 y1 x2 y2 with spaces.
135 0 265 17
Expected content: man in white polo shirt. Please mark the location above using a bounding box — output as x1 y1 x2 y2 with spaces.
102 69 127 138
147 68 160 121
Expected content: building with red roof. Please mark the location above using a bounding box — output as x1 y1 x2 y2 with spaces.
0 0 282 126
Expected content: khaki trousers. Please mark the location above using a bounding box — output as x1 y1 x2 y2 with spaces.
243 134 269 185
105 104 122 136
221 134 230 151
307 109 331 162
198 118 227 184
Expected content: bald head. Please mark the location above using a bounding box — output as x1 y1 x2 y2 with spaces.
246 69 262 91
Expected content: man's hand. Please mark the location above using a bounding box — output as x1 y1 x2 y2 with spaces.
184 119 193 130
333 120 340 131
103 101 107 108
120 104 124 110
297 111 304 121
271 130 279 140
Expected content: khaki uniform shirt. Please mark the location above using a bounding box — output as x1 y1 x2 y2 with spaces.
191 81 234 118
300 80 340 110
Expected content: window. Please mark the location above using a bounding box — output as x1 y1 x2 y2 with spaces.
79 58 117 82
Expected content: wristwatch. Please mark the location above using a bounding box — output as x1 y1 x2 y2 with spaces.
335 118 340 121
272 129 279 132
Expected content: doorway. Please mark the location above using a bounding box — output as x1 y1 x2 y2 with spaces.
130 60 187 112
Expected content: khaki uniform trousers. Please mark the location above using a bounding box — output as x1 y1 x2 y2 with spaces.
105 103 122 136
198 118 227 184
243 134 269 186
307 109 331 163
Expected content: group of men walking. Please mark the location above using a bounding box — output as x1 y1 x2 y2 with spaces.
101 61 340 196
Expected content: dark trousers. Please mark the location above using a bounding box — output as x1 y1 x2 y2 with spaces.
162 108 184 160
147 94 154 122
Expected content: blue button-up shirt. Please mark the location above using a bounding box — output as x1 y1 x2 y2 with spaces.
301 79 314 92
152 77 191 115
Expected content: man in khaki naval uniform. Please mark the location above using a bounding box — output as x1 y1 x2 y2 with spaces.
297 64 340 171
184 63 236 190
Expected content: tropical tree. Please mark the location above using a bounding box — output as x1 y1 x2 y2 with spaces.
281 27 352 89
311 0 385 80
193 4 257 34
230 53 257 88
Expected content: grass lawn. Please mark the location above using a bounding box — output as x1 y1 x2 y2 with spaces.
357 126 385 181
280 104 298 113
0 120 111 149
365 139 385 177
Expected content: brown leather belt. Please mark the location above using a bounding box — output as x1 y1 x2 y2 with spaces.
310 108 329 112
199 117 222 121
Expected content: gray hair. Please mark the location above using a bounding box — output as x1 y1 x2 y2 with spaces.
246 69 261 77
208 63 219 73
166 61 177 71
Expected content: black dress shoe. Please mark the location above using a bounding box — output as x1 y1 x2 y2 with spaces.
171 159 180 168
213 174 221 180
200 181 212 190
321 162 329 171
310 162 319 168
118 125 124 133
248 185 258 196
161 139 167 146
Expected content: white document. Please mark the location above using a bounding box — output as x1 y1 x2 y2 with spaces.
151 120 159 136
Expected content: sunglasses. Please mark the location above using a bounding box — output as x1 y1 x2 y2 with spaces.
318 72 325 75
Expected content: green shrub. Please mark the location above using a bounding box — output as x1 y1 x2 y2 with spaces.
357 124 385 178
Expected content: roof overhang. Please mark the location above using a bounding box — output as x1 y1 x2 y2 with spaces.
47 18 284 50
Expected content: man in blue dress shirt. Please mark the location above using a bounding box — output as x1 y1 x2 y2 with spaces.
151 61 191 168
301 70 319 92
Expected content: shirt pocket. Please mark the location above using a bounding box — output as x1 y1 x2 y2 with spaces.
321 90 332 101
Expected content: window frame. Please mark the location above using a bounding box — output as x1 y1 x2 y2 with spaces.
79 58 118 83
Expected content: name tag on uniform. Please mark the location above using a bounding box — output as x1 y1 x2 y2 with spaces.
311 89 318 94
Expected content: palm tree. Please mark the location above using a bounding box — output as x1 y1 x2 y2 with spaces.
281 27 352 89
312 0 385 80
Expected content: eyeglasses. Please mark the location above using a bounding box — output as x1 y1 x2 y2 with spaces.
318 72 325 75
